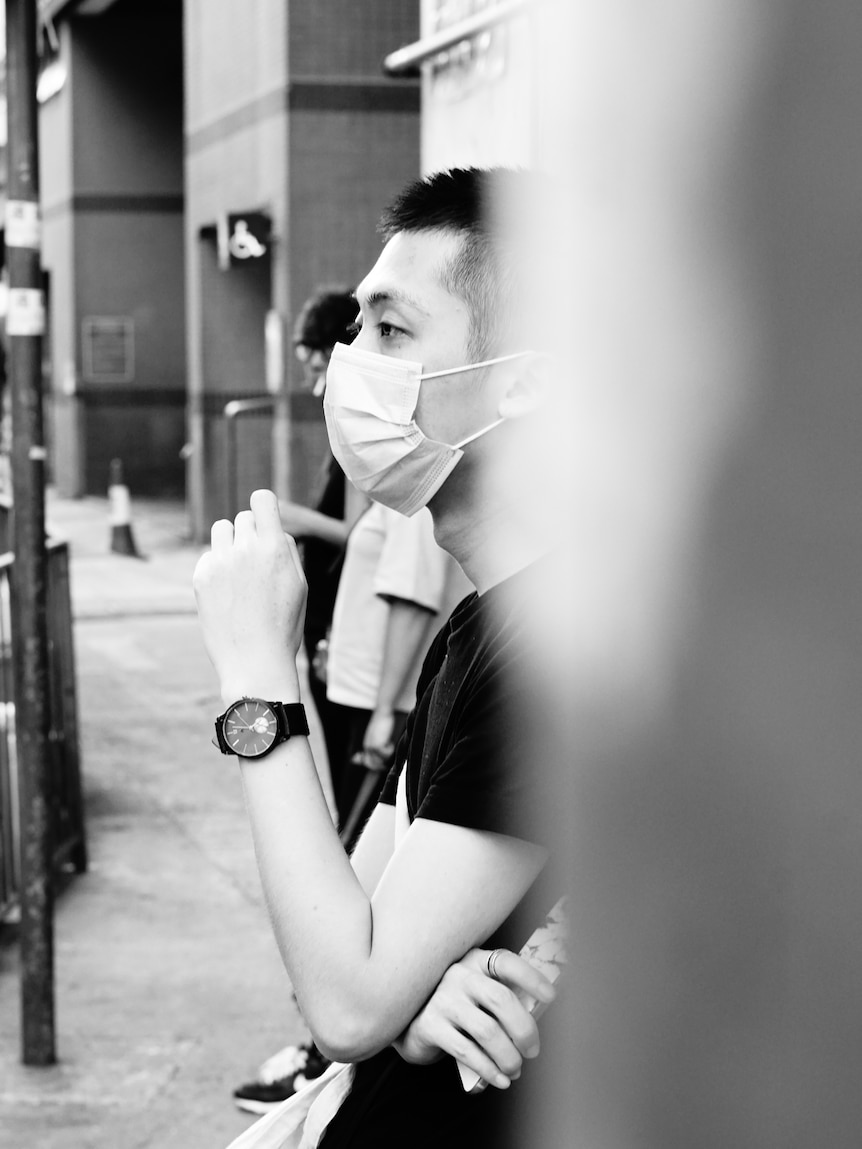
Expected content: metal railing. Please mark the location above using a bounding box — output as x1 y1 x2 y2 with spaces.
382 0 529 76
223 396 275 518
0 539 86 923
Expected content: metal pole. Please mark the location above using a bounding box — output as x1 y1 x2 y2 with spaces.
224 408 237 519
5 0 56 1065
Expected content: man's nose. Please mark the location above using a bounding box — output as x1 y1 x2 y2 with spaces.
349 325 374 353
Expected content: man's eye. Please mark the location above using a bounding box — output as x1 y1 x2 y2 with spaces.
378 322 402 339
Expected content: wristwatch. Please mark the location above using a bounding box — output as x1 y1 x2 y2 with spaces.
214 697 309 759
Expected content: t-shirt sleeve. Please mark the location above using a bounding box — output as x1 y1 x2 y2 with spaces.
414 640 546 848
373 507 450 613
377 617 452 807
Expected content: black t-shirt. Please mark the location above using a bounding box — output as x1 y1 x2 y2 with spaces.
320 566 556 1149
298 453 345 643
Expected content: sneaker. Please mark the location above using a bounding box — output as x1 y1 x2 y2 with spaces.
258 1041 314 1084
233 1043 330 1115
292 1044 330 1090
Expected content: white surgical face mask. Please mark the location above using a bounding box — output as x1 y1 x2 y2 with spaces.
323 342 533 517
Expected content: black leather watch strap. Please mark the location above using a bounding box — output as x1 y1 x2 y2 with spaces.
273 702 310 739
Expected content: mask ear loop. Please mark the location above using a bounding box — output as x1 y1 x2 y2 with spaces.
453 419 505 449
421 350 536 380
426 351 540 448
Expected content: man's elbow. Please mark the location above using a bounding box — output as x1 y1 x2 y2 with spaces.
308 1001 396 1065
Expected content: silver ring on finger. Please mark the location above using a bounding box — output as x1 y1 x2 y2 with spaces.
487 948 505 981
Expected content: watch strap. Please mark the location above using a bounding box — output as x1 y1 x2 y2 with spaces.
273 701 310 739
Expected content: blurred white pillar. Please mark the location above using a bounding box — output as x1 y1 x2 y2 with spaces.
512 2 862 1145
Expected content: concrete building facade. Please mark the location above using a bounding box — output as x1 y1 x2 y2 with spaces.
184 1 420 539
32 0 419 523
39 0 185 498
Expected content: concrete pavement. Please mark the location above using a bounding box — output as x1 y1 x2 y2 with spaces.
0 493 325 1148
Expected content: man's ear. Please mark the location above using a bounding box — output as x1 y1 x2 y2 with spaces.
496 353 551 420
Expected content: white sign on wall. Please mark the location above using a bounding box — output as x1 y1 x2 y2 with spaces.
82 317 135 384
421 0 534 172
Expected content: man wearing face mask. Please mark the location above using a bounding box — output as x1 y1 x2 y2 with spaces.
195 169 557 1149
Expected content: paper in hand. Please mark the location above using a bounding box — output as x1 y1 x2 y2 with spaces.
457 897 568 1094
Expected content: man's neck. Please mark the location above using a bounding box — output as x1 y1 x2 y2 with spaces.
429 474 545 595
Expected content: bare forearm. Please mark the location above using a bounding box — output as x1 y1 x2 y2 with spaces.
280 502 348 546
238 737 382 1053
376 598 433 713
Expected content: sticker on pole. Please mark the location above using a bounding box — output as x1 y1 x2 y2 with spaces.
5 200 42 249
6 289 46 336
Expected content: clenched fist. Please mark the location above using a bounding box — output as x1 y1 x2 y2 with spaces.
193 489 307 706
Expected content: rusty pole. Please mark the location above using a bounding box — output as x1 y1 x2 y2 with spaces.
5 0 56 1065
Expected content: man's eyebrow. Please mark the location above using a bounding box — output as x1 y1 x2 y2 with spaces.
357 287 430 317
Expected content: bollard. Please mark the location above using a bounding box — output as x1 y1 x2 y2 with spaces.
108 458 145 559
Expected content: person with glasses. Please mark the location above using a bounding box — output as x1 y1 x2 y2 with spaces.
278 288 366 797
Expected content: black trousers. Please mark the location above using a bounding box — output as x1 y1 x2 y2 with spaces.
328 702 407 849
303 631 353 807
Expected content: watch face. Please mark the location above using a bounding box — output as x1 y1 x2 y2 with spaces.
223 699 279 758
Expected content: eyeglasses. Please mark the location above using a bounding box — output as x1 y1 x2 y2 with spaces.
294 344 330 363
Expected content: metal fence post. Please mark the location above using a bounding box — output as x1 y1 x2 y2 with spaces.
5 0 56 1066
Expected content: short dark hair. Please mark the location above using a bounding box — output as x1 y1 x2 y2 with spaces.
379 168 523 359
293 287 357 350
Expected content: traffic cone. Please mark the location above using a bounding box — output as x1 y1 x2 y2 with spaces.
108 458 145 559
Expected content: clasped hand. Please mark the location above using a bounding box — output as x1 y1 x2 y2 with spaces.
193 490 307 705
394 947 555 1091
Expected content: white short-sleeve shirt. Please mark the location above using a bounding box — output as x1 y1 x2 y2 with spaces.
326 503 471 713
